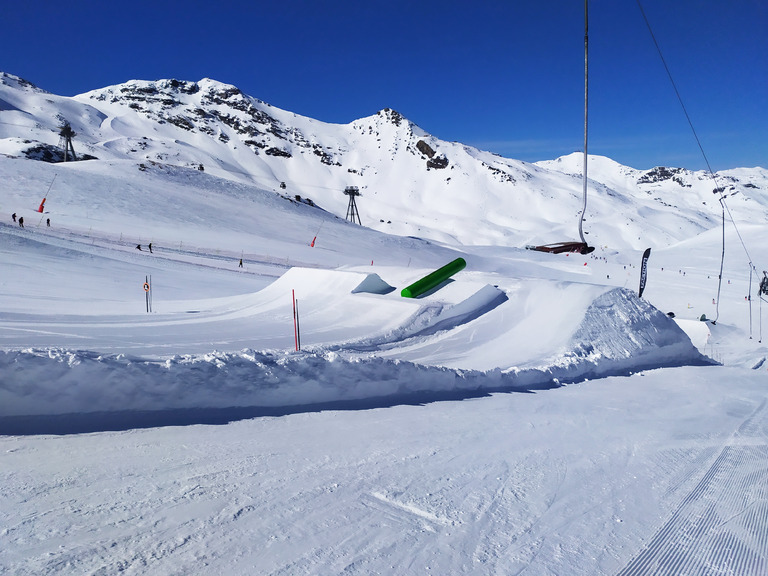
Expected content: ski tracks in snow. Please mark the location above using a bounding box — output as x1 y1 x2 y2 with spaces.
366 491 455 530
617 398 768 575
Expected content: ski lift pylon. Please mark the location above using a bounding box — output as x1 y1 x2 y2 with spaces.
528 0 594 256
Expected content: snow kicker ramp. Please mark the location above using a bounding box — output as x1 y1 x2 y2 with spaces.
0 268 712 432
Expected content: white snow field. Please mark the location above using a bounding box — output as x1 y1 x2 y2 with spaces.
2 158 767 576
2 73 768 574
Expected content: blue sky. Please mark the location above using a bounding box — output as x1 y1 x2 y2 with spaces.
3 0 766 171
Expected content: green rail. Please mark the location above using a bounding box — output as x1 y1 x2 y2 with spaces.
401 257 467 298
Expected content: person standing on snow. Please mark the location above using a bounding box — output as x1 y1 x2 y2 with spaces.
18 216 24 228
12 213 16 223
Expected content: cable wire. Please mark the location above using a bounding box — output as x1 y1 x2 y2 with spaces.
636 0 761 325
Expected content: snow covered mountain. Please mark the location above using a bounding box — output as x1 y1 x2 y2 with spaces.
3 71 768 575
2 71 766 250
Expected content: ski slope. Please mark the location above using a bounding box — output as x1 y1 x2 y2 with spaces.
0 215 713 424
2 129 768 575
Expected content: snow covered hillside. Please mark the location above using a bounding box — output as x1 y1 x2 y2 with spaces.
2 71 768 575
4 148 752 429
2 71 767 249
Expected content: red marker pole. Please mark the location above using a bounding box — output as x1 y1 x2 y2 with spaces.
310 220 325 247
37 175 55 214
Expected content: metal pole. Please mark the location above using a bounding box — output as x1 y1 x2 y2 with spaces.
749 264 753 338
296 300 301 351
578 0 589 245
292 290 298 351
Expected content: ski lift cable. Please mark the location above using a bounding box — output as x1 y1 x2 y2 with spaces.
635 0 716 177
713 197 725 323
715 182 759 325
636 0 762 324
720 194 756 265
637 0 753 262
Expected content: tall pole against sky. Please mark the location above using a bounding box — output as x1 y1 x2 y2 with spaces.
579 0 589 246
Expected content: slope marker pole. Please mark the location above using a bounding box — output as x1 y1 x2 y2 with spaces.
292 290 299 351
296 299 301 351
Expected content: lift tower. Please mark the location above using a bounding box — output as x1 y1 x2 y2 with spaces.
344 186 361 225
58 121 77 161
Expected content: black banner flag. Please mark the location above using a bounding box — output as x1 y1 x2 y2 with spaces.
638 248 651 298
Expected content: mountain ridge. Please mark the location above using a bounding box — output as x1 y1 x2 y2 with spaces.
1 71 766 250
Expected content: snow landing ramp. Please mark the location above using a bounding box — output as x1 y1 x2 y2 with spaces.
0 268 713 433
364 279 714 374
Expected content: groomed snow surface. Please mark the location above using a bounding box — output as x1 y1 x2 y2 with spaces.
2 156 768 574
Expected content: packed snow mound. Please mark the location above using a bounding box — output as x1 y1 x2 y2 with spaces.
545 287 713 377
351 273 395 294
0 277 711 430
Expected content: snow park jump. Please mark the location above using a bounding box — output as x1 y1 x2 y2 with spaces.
401 257 467 298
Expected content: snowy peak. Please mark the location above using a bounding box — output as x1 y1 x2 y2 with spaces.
351 108 421 149
373 107 408 127
350 107 450 168
83 77 292 151
1 72 767 250
84 77 262 109
0 71 48 95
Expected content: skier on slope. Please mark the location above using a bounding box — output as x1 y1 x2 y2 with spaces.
11 213 16 223
18 216 23 228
